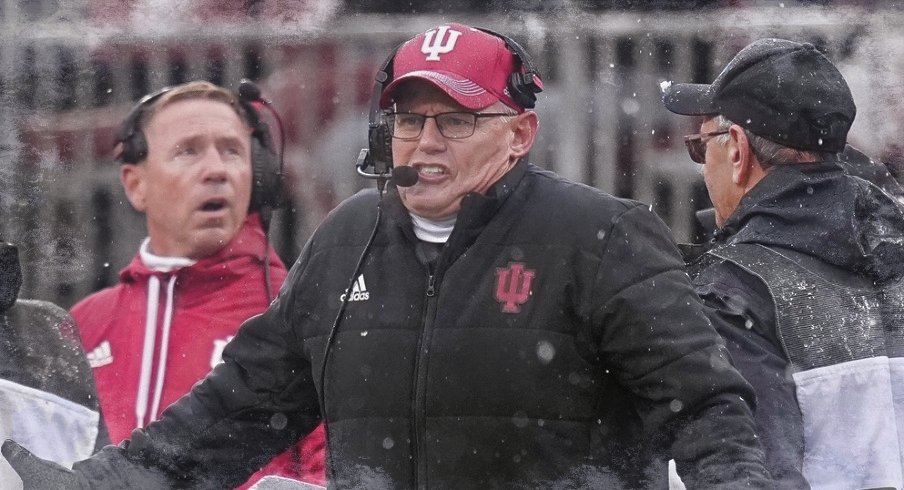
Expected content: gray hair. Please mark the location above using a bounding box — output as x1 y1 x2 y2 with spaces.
713 115 834 168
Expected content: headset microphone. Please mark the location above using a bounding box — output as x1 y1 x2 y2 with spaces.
355 150 418 187
390 165 419 187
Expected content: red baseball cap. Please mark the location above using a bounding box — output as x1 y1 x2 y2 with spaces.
379 23 542 113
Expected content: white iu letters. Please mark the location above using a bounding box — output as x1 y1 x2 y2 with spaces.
421 25 462 61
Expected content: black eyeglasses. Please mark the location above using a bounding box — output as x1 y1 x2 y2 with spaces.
684 130 729 164
386 112 515 140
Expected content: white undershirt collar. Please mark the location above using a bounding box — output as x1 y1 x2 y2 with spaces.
410 214 457 243
139 237 197 272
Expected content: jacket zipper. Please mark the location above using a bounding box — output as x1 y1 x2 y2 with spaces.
412 268 440 489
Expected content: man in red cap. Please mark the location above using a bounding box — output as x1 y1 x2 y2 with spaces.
4 24 771 489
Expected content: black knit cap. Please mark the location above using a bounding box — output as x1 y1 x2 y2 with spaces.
662 38 856 152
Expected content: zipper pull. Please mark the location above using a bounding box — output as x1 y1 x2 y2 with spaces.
426 275 436 297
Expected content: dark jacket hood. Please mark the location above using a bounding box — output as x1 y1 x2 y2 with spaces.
718 160 904 282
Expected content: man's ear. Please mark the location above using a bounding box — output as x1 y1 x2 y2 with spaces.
729 125 754 186
120 164 147 212
510 111 539 159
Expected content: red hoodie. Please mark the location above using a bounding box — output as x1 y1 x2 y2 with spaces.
72 215 325 488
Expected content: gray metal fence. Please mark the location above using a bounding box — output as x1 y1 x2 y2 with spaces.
1 5 900 308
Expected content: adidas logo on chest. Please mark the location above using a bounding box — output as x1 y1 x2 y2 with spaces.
340 274 370 302
86 340 113 368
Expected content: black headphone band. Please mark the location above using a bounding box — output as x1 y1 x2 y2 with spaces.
116 86 263 163
474 27 541 93
370 46 401 128
115 87 169 163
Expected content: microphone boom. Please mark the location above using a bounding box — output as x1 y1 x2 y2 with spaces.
355 149 419 187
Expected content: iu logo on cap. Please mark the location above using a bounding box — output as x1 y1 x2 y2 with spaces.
422 25 462 61
495 262 536 314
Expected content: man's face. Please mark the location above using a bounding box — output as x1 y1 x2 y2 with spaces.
391 82 525 219
121 98 253 259
699 116 740 227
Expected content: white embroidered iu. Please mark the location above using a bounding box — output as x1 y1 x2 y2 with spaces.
421 25 462 61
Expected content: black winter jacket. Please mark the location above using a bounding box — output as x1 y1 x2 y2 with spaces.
684 160 904 488
79 162 771 489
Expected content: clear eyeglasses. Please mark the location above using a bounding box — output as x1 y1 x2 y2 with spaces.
386 111 515 140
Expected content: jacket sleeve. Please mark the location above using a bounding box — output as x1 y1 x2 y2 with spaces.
589 204 772 488
73 243 322 489
694 262 808 488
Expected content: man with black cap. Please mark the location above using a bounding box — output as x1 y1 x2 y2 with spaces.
3 24 773 488
663 38 904 488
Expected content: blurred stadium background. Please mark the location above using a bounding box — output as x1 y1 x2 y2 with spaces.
1 0 902 307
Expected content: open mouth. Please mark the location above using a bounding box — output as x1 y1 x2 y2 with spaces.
414 164 446 177
200 198 227 212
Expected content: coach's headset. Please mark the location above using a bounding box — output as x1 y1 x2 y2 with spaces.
355 26 544 191
114 80 286 300
115 80 285 214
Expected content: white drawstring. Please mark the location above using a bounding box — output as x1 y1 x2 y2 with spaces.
134 239 194 430
149 275 178 422
135 275 160 429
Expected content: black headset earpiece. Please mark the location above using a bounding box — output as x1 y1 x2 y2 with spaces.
356 46 401 192
115 82 285 213
370 49 398 175
474 27 543 110
237 81 286 213
116 87 172 165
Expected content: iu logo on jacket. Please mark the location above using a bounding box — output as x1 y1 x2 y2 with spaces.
495 262 536 314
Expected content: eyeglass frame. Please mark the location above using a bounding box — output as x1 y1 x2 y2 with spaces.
385 111 516 140
683 129 729 164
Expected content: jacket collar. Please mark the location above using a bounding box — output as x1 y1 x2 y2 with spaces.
384 159 528 246
120 213 278 282
712 158 904 275
718 159 843 241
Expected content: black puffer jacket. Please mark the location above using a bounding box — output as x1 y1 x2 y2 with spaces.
685 160 904 487
80 162 771 489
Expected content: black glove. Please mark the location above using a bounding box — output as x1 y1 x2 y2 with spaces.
2 439 87 490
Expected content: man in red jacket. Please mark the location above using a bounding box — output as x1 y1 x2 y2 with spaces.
70 80 325 489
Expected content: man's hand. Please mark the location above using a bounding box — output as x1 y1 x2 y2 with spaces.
2 439 87 489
